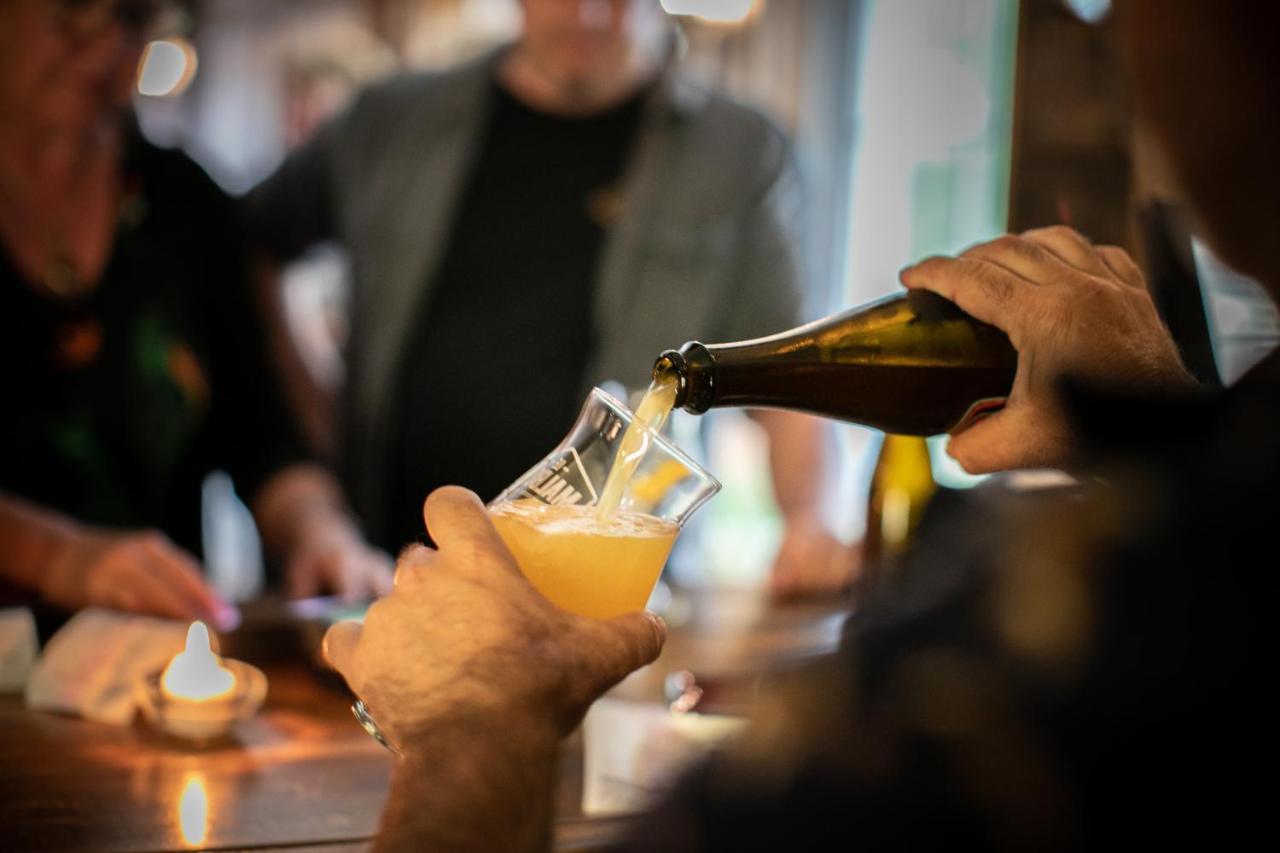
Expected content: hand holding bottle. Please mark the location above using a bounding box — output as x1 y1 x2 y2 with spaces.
900 226 1196 474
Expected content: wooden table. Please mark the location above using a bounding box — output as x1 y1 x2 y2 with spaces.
0 591 849 851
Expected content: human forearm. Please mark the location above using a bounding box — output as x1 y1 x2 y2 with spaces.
377 713 560 853
0 493 77 591
0 493 230 621
751 410 831 522
751 411 862 596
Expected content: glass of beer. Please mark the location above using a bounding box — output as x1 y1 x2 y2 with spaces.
489 387 720 620
352 388 719 751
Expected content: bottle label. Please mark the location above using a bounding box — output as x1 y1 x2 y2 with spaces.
950 397 1008 434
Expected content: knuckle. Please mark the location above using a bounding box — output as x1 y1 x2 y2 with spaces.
905 255 950 278
1040 224 1080 242
989 234 1024 255
965 235 1019 263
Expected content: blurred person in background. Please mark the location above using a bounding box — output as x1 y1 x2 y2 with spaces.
260 22 396 464
321 0 1279 848
245 0 856 597
0 0 392 627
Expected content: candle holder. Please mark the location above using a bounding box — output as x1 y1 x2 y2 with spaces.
136 660 267 741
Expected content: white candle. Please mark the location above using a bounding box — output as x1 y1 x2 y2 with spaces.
160 622 236 702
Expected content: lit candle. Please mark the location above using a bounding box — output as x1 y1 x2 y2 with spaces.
138 619 266 740
161 622 236 702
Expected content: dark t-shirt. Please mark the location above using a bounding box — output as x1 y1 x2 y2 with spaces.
629 354 1280 850
383 82 646 550
0 130 308 558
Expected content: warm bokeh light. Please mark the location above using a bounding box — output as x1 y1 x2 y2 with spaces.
660 0 761 25
161 622 236 702
137 38 199 97
177 774 209 847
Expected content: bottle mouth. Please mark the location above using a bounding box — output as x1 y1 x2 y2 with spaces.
653 350 688 408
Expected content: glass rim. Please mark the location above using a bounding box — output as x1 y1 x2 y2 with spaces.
587 386 722 495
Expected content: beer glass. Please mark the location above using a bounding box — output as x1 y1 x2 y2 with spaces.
353 387 720 750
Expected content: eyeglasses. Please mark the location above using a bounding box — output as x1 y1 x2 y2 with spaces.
51 0 170 35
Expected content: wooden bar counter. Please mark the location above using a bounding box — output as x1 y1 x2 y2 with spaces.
0 590 849 851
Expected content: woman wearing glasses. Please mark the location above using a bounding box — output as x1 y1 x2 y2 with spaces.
0 0 392 627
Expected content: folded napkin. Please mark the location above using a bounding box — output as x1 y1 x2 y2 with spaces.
0 608 38 693
582 697 747 816
25 608 188 725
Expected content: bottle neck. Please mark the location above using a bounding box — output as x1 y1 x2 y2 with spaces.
655 343 717 414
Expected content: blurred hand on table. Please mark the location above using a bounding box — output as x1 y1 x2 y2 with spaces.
902 226 1196 474
284 513 394 603
768 518 864 600
253 464 394 603
45 527 238 628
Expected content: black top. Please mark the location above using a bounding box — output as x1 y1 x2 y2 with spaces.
0 130 309 558
629 353 1280 850
383 82 647 550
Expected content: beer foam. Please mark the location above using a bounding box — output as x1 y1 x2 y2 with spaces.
492 500 676 538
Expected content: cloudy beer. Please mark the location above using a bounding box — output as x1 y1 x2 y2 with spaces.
491 500 678 620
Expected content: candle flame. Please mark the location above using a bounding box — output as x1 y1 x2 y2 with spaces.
161 621 236 702
177 773 209 847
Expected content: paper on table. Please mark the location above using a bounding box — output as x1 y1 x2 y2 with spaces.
25 608 188 725
0 609 38 693
582 697 747 816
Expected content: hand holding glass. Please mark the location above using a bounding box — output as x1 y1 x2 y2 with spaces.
353 388 719 748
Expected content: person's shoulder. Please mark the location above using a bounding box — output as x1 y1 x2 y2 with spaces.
666 73 792 180
685 80 786 139
346 50 497 122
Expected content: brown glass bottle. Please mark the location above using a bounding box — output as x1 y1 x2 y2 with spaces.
653 290 1017 436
